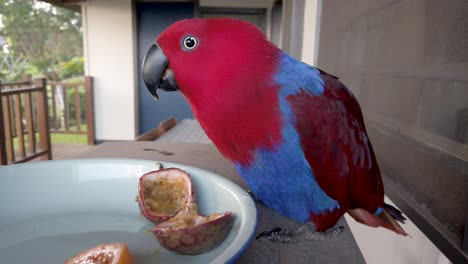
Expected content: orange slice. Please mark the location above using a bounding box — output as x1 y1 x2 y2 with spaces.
64 242 133 264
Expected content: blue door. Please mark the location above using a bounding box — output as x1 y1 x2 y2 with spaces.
137 3 194 134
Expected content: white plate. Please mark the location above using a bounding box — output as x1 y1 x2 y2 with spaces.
0 159 257 264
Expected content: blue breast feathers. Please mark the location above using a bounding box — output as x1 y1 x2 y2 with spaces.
234 52 339 223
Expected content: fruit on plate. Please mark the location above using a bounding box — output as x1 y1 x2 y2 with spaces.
64 242 133 264
137 168 194 223
138 167 234 255
154 203 233 255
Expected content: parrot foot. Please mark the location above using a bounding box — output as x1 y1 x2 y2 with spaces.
255 223 344 243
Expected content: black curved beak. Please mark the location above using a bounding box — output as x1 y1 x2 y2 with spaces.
142 43 179 100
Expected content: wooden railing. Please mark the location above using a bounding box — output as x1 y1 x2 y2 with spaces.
0 76 95 165
0 78 52 165
48 76 95 145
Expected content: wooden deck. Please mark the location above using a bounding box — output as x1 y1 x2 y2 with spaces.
51 143 98 160
0 143 98 165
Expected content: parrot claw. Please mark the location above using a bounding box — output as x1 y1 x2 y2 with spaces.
255 227 282 239
255 224 345 243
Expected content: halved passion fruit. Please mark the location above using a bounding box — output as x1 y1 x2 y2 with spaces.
138 167 234 255
138 168 194 223
154 203 233 255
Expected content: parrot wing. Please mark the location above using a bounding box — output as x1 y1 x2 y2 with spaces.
288 69 408 236
287 70 385 214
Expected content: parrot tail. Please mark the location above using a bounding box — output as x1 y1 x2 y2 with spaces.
380 206 410 237
347 205 410 237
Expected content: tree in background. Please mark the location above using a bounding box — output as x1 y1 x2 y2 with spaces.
0 0 83 81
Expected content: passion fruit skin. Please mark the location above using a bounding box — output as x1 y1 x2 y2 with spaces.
153 212 233 255
137 168 195 224
138 167 234 255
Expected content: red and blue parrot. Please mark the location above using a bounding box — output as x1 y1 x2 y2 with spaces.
142 18 408 241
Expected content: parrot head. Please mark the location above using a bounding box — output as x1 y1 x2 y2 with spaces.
142 18 279 103
142 18 284 164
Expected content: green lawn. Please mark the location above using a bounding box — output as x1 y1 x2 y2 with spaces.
12 125 87 147
50 124 87 144
50 133 87 144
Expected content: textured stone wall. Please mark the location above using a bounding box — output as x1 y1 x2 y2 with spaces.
317 0 468 261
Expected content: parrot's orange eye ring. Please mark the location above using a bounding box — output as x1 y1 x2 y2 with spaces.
182 35 198 51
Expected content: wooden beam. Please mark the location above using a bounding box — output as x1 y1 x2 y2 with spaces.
34 78 52 161
40 0 82 12
84 76 95 145
136 117 177 141
2 95 14 163
24 92 36 155
62 0 85 3
13 150 48 164
1 86 43 95
14 94 25 158
74 86 81 132
0 84 7 165
42 0 85 4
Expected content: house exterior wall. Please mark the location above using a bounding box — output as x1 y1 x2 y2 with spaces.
317 0 467 263
82 0 137 141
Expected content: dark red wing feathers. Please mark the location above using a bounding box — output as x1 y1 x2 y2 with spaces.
287 72 385 216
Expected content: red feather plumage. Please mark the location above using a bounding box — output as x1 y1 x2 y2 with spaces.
288 71 385 230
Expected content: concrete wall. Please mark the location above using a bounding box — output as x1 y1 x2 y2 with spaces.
82 0 137 141
317 0 468 263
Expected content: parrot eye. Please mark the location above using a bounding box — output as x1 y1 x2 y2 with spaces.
182 35 198 50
